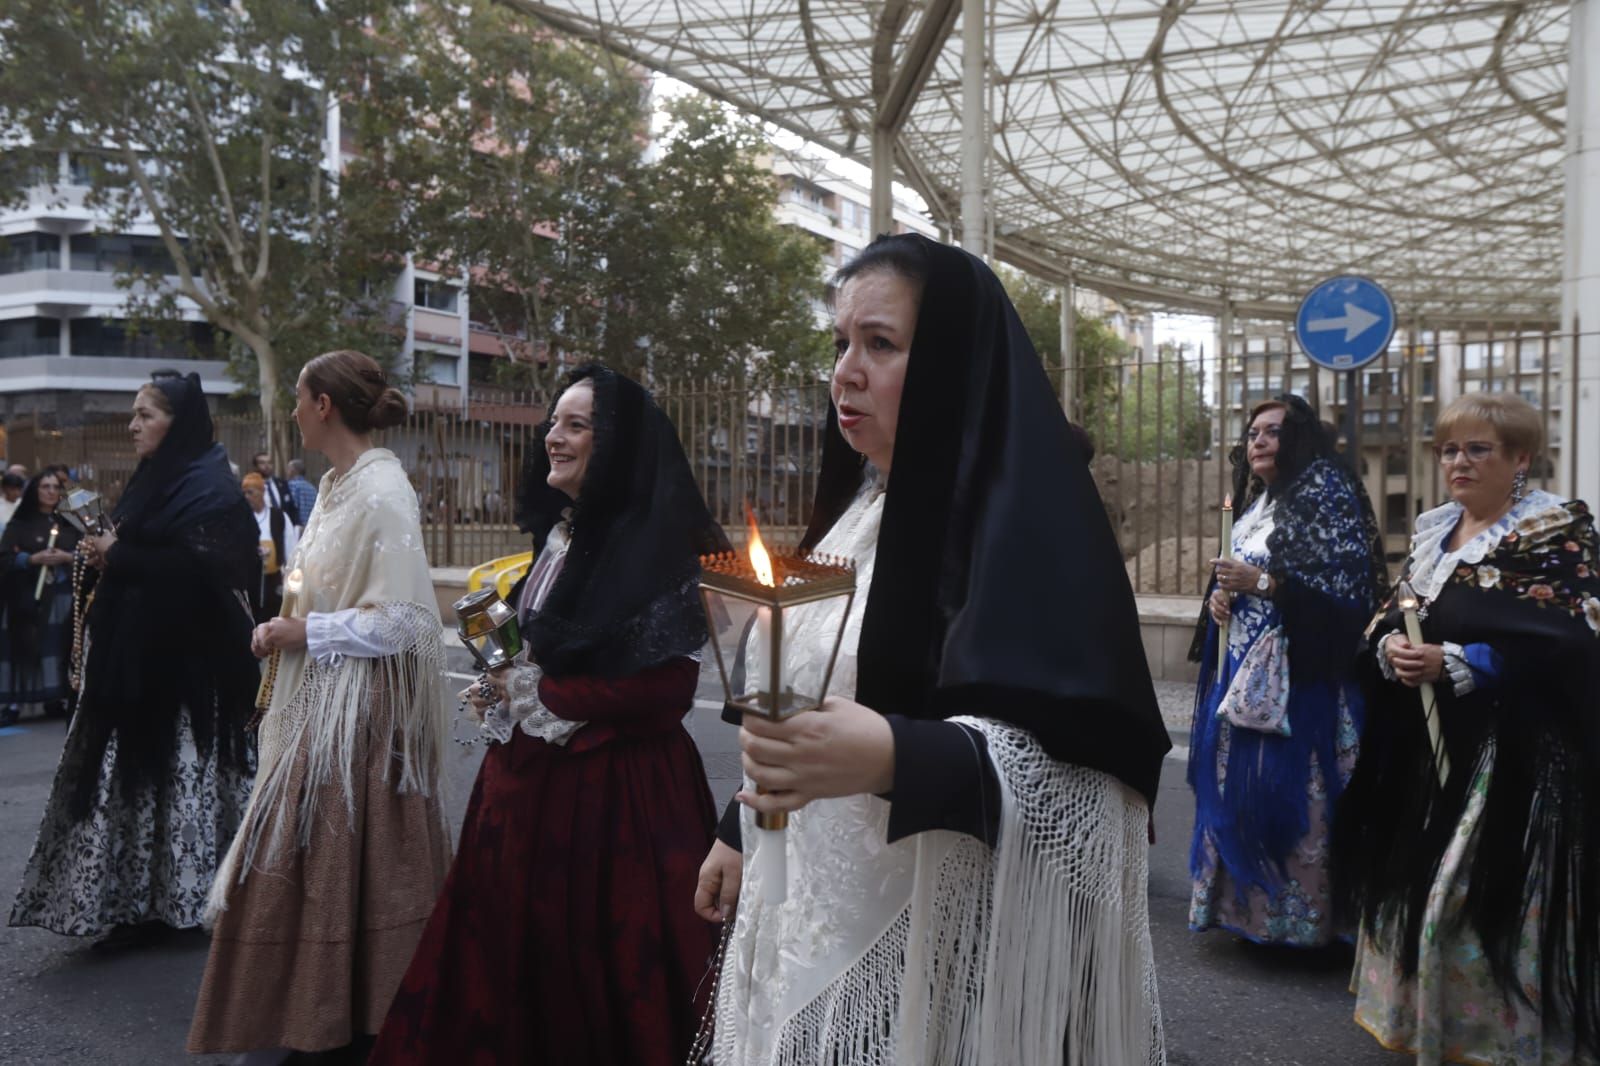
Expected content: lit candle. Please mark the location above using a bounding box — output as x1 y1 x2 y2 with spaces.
1396 580 1449 786
1217 494 1233 678
744 511 788 903
34 524 59 600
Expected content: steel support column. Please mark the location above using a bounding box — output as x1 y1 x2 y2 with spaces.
1564 0 1600 504
960 0 985 254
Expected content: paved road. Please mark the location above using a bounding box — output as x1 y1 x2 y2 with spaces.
0 650 1406 1064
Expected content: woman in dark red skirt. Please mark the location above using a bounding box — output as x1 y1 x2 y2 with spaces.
371 365 728 1065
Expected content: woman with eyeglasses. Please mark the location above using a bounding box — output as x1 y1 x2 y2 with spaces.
1187 395 1387 949
1335 392 1600 1064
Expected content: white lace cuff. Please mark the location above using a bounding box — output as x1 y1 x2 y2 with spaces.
1376 631 1402 682
1440 641 1474 696
478 662 585 747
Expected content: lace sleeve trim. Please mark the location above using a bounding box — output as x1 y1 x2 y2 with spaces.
477 661 585 747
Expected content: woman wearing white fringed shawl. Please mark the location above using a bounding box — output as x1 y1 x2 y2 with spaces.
189 350 451 1062
694 235 1171 1065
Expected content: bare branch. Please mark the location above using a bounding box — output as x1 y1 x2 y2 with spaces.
117 138 221 320
181 69 247 278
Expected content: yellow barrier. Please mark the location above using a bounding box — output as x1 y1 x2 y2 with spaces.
466 552 534 600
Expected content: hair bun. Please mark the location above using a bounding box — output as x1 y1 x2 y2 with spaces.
368 386 410 430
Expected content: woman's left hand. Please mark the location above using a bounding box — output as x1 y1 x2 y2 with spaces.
737 697 895 816
1212 557 1267 594
250 617 308 657
1386 637 1445 687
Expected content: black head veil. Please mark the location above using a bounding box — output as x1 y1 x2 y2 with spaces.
804 235 1171 807
516 364 730 678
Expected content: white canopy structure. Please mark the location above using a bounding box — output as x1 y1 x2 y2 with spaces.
508 0 1572 322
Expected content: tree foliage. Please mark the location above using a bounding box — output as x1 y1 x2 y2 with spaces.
0 0 412 451
369 2 829 388
997 266 1129 435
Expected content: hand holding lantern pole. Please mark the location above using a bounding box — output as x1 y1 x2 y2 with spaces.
1396 579 1450 787
698 510 856 906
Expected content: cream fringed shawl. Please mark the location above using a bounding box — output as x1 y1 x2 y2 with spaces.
209 448 448 912
711 485 1165 1066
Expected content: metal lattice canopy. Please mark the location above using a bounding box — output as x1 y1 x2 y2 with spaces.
507 0 1571 322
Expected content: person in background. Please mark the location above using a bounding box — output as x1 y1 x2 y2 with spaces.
8 372 258 948
0 472 24 533
0 472 82 726
285 458 317 530
1187 396 1386 948
241 472 299 626
1335 392 1600 1065
251 451 302 529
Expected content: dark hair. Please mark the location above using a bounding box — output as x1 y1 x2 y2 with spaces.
300 349 408 433
1231 394 1334 506
828 233 932 308
136 380 176 416
1 473 23 489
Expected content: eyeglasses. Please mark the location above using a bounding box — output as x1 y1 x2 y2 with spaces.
1434 441 1499 464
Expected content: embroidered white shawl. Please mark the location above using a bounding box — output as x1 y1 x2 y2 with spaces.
712 485 1165 1066
209 448 448 912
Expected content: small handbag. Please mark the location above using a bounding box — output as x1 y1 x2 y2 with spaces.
1216 625 1293 736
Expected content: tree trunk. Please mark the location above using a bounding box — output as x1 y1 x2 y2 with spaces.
248 334 286 468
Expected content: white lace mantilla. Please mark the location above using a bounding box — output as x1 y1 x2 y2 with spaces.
712 483 1165 1066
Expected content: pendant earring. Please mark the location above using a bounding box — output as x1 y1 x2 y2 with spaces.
1512 469 1529 501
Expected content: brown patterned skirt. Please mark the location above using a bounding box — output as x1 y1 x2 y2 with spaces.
187 697 451 1054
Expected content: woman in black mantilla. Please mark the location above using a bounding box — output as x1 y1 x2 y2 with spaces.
1334 392 1600 1064
697 234 1170 1063
0 471 82 724
1185 395 1386 948
9 372 259 946
372 365 729 1066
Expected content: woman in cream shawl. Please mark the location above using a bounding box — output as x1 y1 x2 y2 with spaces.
189 350 451 1063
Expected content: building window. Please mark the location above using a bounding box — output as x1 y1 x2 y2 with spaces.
423 352 459 385
0 317 61 359
71 317 216 359
0 233 62 273
69 234 178 274
1385 493 1410 535
414 278 459 313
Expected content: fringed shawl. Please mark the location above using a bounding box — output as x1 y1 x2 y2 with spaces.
210 448 448 906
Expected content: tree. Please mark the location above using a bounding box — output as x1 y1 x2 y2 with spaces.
997 265 1130 435
378 3 830 389
0 0 412 452
1112 343 1212 461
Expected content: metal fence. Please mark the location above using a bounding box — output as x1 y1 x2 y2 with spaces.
3 324 1587 591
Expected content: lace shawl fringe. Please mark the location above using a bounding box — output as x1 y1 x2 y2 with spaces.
713 718 1164 1066
206 602 449 919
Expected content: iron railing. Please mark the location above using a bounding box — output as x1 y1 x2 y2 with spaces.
3 325 1588 591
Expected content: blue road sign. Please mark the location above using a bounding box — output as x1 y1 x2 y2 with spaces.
1294 276 1396 371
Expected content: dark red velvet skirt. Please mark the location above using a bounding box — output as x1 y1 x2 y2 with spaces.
370 658 719 1065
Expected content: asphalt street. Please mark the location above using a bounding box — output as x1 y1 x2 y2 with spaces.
0 646 1407 1065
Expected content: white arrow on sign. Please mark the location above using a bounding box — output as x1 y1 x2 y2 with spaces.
1306 302 1382 342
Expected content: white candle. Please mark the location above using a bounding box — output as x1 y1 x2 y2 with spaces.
1217 495 1233 678
753 604 773 707
1396 580 1450 786
34 524 59 600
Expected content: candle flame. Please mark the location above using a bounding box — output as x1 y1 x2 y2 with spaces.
1222 493 1233 510
745 507 776 588
1396 578 1418 612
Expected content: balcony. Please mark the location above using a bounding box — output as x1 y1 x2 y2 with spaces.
0 337 60 359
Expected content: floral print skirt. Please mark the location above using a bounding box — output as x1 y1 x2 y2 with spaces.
8 707 253 936
1351 747 1597 1065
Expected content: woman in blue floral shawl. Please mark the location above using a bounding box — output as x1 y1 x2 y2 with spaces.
1187 394 1387 947
1334 393 1600 1065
